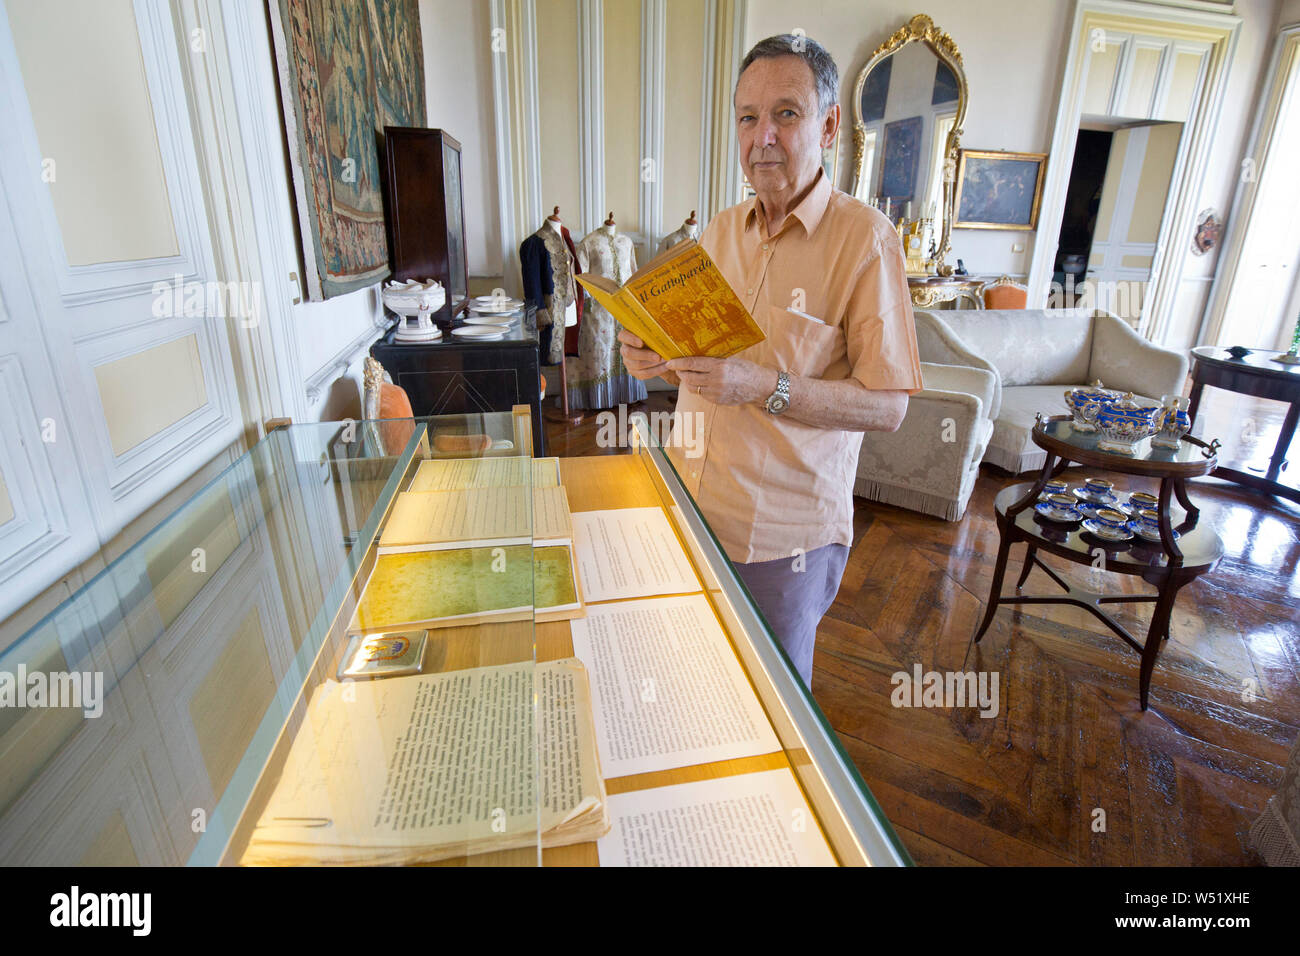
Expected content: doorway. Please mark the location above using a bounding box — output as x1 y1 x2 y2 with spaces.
1053 129 1113 305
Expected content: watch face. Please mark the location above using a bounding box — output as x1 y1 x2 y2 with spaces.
766 394 789 415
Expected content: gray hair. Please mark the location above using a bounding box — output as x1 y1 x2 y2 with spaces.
737 34 839 115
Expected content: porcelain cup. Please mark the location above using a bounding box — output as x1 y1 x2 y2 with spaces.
1137 509 1161 535
1042 479 1069 497
1083 478 1114 499
1127 491 1158 513
1047 493 1078 515
1094 508 1130 531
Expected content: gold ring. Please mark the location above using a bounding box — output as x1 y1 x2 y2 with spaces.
696 385 702 394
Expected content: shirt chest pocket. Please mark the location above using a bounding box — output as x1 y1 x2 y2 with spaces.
751 305 843 380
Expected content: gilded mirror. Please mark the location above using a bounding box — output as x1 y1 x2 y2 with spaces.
851 15 967 275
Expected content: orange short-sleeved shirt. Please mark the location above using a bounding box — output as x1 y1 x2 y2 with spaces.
667 168 922 563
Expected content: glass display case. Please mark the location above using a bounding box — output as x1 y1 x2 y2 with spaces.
0 407 910 867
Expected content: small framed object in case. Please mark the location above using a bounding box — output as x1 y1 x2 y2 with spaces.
382 127 469 321
341 630 428 679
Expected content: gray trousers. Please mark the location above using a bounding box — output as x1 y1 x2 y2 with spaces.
733 543 849 687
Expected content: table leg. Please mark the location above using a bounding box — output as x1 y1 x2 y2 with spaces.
1009 453 1059 516
1016 545 1037 590
1173 478 1198 522
1139 574 1186 710
974 529 1015 644
1187 376 1206 431
1265 400 1300 483
1157 479 1184 563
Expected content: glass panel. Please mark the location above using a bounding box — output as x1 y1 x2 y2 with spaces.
0 412 542 867
627 416 911 866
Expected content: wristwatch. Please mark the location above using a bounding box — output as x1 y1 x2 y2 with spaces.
764 371 791 415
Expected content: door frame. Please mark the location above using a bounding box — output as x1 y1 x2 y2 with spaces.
1027 0 1240 344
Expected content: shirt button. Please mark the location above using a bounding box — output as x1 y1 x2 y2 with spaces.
746 288 753 295
762 244 769 251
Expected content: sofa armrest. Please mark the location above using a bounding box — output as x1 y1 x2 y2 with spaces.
921 362 997 423
914 311 1001 419
1087 311 1190 400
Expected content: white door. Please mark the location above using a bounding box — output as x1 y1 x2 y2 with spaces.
0 0 242 624
1084 122 1182 326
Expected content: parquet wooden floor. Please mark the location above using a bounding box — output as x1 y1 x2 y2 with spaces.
545 388 1299 866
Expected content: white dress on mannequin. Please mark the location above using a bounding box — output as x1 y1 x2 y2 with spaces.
572 224 647 410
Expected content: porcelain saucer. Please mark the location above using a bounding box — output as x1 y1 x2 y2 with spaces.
1072 487 1118 506
1034 502 1081 523
1132 525 1180 543
1083 518 1134 542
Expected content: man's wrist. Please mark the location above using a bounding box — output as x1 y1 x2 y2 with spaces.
757 367 781 405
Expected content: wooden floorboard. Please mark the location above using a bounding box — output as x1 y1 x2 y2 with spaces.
545 387 1299 865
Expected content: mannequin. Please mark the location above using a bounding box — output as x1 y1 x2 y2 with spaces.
572 212 647 410
658 210 700 253
519 206 583 367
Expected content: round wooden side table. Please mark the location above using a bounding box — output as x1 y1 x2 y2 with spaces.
973 415 1224 710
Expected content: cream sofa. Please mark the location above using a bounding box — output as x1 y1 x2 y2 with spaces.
913 308 1189 474
854 307 1188 520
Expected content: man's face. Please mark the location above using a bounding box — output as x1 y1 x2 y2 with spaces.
735 55 838 203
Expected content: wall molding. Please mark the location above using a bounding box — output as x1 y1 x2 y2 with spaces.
577 0 605 238
639 0 666 245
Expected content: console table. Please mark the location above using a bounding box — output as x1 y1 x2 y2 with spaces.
371 308 546 455
973 415 1223 710
1187 346 1300 504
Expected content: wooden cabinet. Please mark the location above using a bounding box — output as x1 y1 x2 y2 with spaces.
381 127 469 321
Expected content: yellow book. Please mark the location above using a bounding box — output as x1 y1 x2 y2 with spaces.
576 239 764 359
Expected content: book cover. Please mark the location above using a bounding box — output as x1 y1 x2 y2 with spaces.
576 239 764 359
349 544 582 633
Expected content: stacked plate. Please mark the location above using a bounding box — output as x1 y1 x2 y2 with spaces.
451 325 508 342
469 295 523 314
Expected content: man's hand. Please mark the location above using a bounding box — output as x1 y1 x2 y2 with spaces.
667 356 773 406
618 330 674 382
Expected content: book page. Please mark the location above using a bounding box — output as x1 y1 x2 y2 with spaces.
378 485 570 552
569 594 781 777
379 487 531 551
572 507 699 602
410 456 561 492
597 770 836 866
242 659 606 865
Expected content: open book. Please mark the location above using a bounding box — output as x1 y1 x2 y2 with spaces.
241 659 608 865
576 239 764 359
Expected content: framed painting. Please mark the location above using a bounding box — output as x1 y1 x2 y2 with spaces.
953 150 1048 230
879 116 922 203
269 0 426 299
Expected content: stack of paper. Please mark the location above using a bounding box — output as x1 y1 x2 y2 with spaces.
378 484 572 553
241 659 609 865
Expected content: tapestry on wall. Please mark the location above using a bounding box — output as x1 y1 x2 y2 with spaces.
270 0 426 300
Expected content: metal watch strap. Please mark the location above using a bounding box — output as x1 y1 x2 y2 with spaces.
765 371 790 414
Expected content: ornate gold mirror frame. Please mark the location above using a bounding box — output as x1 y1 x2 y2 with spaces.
850 14 968 275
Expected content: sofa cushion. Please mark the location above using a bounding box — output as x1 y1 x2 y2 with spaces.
938 309 1096 387
984 386 1069 473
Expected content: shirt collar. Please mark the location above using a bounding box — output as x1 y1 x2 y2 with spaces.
744 166 832 239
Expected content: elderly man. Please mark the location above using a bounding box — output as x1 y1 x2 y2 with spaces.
619 34 922 687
